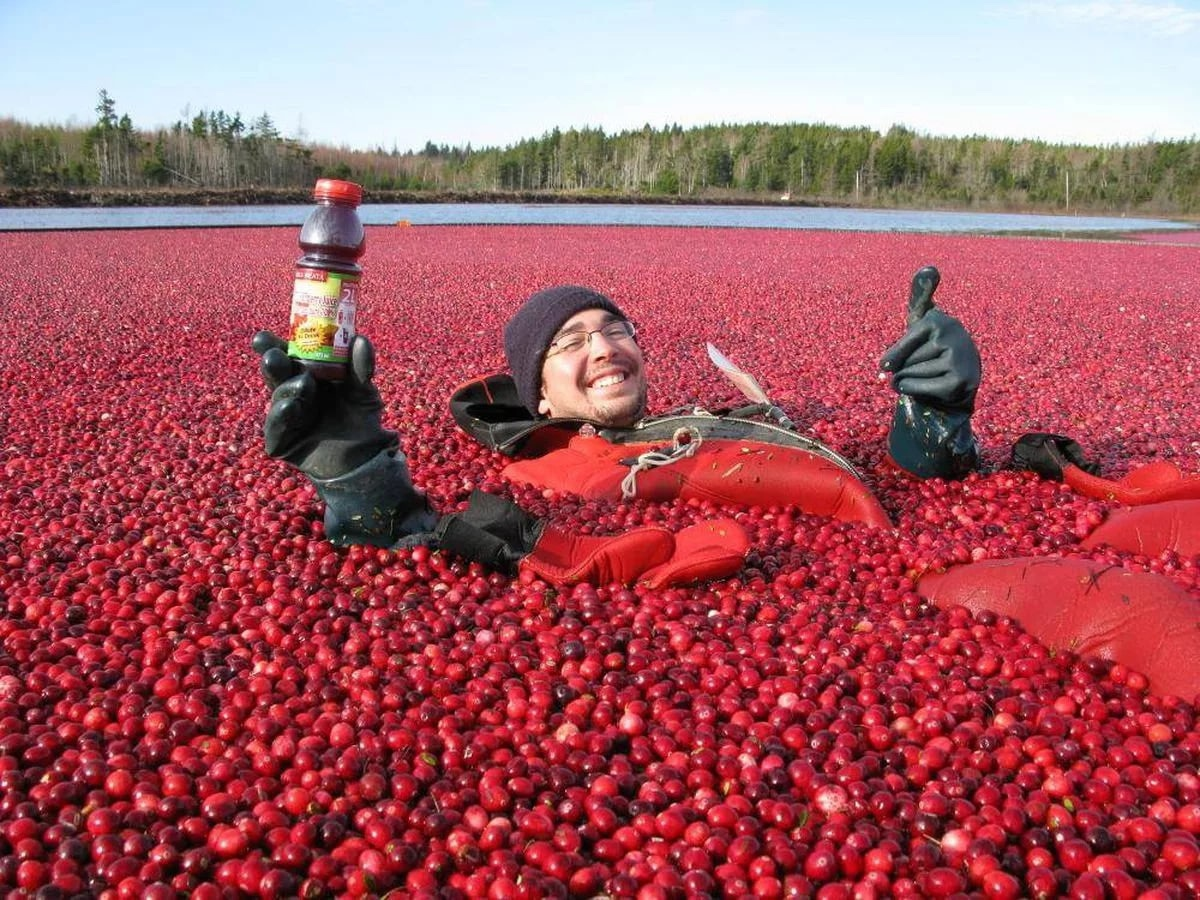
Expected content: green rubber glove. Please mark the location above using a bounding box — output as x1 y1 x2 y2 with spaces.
880 266 981 414
880 267 981 479
251 331 435 546
252 331 397 480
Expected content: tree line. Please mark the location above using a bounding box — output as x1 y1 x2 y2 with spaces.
2 91 1197 214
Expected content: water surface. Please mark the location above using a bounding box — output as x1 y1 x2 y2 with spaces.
0 202 1188 234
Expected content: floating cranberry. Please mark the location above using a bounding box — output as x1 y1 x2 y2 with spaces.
1 227 1199 897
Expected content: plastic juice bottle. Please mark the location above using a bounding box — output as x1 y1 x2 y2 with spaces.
287 179 366 380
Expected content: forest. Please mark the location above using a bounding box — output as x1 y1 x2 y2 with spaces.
1 90 1197 214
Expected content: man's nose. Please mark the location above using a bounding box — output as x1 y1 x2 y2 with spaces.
587 330 619 358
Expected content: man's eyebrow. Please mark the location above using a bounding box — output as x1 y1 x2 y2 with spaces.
551 313 621 341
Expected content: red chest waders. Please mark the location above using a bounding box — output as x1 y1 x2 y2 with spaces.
500 427 891 530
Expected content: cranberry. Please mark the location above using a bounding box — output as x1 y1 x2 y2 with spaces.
3 227 1200 899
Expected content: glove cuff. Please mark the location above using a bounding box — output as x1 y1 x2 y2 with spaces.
903 390 976 417
311 448 437 547
889 397 979 480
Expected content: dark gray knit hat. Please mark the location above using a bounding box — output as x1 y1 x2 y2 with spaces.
504 286 626 415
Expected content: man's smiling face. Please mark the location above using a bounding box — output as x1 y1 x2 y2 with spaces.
537 308 647 426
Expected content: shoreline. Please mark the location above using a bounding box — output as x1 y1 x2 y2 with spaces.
1 186 1194 223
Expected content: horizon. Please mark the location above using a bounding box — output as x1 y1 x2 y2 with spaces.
4 109 1193 156
1 1 1198 154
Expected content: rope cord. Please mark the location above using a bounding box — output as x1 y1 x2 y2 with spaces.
620 428 703 499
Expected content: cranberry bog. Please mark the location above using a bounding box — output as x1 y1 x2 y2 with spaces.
2 225 1199 898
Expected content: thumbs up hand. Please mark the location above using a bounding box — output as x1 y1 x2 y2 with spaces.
880 266 981 414
880 266 981 480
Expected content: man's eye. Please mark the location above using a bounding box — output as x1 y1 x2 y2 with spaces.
557 333 586 351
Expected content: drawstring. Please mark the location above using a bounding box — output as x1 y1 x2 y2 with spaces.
621 428 703 499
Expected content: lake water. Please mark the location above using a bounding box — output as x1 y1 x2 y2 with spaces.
0 202 1190 234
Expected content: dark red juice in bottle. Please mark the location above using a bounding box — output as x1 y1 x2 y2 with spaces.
287 178 366 380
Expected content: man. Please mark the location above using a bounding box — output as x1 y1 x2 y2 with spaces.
251 282 1200 693
253 268 981 572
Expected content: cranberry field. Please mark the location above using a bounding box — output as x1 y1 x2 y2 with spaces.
2 225 1199 898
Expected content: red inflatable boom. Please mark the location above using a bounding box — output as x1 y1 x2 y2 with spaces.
918 557 1200 701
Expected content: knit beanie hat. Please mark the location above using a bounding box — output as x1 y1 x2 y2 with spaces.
504 285 626 415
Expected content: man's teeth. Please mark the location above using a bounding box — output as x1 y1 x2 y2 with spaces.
591 374 626 389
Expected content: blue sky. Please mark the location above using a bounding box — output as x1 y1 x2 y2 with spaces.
1 1 1196 151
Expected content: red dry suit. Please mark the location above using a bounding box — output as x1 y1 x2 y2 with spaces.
449 373 891 528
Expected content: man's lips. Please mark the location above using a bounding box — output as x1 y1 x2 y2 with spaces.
587 370 628 390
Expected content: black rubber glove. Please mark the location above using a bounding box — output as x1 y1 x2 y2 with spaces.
881 267 981 479
880 266 981 414
435 491 544 574
252 331 436 546
1012 433 1102 480
252 331 396 480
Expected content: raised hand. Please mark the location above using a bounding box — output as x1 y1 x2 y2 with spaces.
250 330 436 546
880 265 981 413
251 331 396 481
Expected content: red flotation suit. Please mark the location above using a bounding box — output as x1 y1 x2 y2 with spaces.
1081 499 1200 557
1066 460 1200 505
1059 458 1200 555
502 431 891 528
450 374 892 529
520 517 752 588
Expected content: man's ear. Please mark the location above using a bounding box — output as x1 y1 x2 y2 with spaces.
538 395 553 416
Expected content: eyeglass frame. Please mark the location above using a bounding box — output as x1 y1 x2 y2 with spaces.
544 319 638 358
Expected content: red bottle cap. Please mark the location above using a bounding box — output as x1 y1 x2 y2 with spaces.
313 179 363 205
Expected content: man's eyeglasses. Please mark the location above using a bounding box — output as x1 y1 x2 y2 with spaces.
545 320 637 358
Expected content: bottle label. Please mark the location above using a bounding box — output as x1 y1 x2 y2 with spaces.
287 268 358 364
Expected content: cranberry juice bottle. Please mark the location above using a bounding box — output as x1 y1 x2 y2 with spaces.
287 179 366 380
